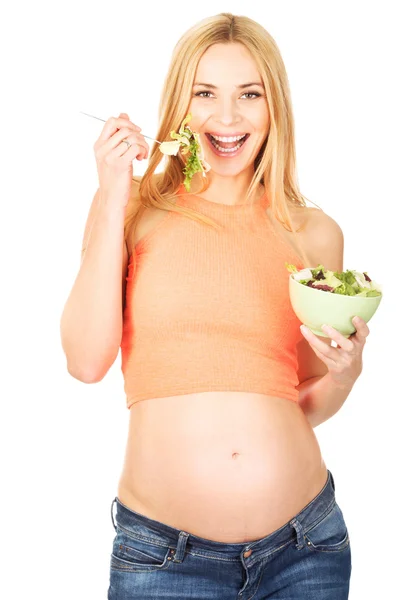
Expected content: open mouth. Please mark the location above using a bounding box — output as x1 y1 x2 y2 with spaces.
205 133 250 154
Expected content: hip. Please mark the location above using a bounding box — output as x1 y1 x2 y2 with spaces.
117 391 327 542
109 469 351 600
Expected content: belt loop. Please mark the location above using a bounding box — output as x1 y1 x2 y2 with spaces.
173 531 189 563
290 517 305 550
110 497 117 532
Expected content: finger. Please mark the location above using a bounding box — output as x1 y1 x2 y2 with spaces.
102 128 149 157
113 140 148 161
117 130 149 150
314 347 336 366
124 143 148 161
118 112 142 132
321 324 355 352
351 316 370 341
306 339 338 368
98 116 141 144
121 132 149 158
300 325 340 361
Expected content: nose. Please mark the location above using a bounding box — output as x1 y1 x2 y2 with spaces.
214 97 240 126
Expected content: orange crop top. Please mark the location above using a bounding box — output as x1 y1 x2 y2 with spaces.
120 185 305 409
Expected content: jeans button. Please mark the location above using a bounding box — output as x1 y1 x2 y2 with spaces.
243 549 252 558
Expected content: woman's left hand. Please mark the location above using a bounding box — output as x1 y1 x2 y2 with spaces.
300 316 370 388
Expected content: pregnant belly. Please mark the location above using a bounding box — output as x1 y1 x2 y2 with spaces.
117 392 328 543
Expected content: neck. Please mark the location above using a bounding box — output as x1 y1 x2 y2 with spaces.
189 171 262 206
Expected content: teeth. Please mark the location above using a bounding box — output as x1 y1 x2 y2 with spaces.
210 134 246 142
209 136 247 153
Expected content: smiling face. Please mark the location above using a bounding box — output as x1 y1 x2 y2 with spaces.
187 42 270 182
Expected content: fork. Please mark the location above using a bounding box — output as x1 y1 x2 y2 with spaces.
79 111 162 144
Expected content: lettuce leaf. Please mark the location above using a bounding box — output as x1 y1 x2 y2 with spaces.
159 113 210 191
285 263 382 297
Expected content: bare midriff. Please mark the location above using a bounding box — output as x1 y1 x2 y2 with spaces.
117 391 328 543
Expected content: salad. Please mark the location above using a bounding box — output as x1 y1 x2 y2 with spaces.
159 113 211 191
285 263 382 297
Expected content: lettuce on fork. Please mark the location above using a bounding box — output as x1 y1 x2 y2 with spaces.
286 263 382 297
159 113 211 191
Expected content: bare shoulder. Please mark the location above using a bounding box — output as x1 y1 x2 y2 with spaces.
268 203 317 259
300 207 344 272
305 208 344 251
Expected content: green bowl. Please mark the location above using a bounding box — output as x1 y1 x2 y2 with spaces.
289 272 382 338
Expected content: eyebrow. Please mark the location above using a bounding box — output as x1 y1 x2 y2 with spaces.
193 82 264 89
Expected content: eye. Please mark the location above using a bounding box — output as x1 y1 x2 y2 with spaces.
194 91 213 98
194 91 261 99
242 92 261 99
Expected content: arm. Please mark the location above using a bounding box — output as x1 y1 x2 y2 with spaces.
59 188 133 383
295 210 351 428
297 373 354 428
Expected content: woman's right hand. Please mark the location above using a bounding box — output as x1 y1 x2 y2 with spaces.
94 112 150 209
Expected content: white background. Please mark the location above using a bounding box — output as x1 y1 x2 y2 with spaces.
1 1 398 598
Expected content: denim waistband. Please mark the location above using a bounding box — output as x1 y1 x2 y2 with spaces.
111 469 336 559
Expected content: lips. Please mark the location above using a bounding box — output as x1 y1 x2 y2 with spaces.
204 132 250 157
205 133 250 145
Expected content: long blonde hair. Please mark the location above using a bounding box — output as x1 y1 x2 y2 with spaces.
125 12 322 268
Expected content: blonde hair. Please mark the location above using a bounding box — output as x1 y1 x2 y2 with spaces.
125 12 322 268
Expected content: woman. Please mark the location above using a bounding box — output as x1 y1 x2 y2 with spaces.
61 12 369 600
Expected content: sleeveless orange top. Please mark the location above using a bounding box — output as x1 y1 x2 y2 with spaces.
120 185 305 409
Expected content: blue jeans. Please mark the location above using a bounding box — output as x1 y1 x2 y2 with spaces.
107 469 351 599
